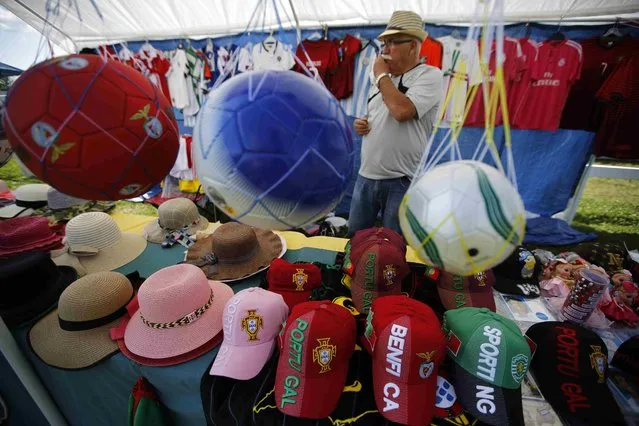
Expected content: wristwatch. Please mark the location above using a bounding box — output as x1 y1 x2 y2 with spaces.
375 72 391 89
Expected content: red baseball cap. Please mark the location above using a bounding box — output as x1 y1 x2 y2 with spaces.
344 228 406 276
350 238 409 314
363 295 446 426
266 259 322 311
436 269 496 311
275 301 356 419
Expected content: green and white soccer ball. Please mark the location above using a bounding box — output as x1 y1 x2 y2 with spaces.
399 160 525 276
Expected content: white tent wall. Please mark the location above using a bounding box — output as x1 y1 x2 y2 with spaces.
3 0 639 50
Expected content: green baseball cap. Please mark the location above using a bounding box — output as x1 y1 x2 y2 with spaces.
442 307 531 426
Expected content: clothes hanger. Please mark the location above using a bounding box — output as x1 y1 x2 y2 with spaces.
451 29 462 40
264 28 276 45
524 22 532 38
323 24 329 40
548 18 566 41
307 30 323 41
600 19 624 47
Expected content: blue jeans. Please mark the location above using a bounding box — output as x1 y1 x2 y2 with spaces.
347 175 411 236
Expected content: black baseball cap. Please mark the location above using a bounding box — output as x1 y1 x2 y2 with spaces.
525 322 625 426
492 246 541 298
611 335 639 376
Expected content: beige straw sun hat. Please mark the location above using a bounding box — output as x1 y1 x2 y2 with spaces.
143 197 209 244
378 10 428 41
65 212 147 274
28 272 134 369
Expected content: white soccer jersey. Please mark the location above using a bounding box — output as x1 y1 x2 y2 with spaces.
237 44 254 73
339 39 381 118
252 41 295 71
437 36 482 126
166 48 190 109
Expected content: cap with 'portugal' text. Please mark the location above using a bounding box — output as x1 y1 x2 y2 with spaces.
525 322 625 426
442 307 531 426
274 301 356 419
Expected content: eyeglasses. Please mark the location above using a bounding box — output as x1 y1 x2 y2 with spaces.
380 39 415 48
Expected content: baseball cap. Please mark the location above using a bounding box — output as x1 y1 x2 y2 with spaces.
611 335 639 376
209 287 289 380
492 246 541 298
442 307 531 426
350 237 410 314
266 259 322 311
343 227 406 276
525 322 626 426
363 295 446 425
275 301 356 419
436 269 496 311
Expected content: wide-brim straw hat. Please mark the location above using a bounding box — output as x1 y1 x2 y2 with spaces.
186 222 284 282
65 212 147 274
143 197 209 244
123 264 233 360
378 10 428 42
28 272 133 369
0 183 50 219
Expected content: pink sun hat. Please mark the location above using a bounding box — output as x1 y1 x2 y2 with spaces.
209 287 289 380
123 264 233 360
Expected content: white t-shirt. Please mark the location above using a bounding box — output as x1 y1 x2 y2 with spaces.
437 36 482 126
252 41 295 71
237 44 254 73
340 40 381 118
359 64 443 180
166 49 189 109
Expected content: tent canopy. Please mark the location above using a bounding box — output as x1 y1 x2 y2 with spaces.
0 62 22 77
4 0 639 50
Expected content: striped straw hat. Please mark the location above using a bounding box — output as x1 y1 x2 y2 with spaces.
28 272 133 369
378 10 428 41
65 212 147 274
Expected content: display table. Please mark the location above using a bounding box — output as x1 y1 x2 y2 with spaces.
2 214 638 425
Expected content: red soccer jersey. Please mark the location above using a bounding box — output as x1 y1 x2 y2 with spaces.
560 36 639 131
595 55 639 159
420 37 443 69
512 39 582 131
294 40 339 86
465 37 525 127
508 38 539 122
328 34 362 100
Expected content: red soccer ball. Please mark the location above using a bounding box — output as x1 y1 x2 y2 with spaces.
2 54 179 200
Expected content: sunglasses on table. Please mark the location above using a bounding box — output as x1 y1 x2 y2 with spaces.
380 39 415 48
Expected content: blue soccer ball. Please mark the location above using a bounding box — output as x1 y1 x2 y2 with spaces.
193 70 355 230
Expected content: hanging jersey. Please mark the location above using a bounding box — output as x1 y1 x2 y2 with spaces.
340 40 380 118
595 55 639 159
328 34 362 100
420 37 444 69
513 39 582 131
202 41 218 87
237 44 254 73
166 48 190 109
508 38 539 124
560 36 639 131
294 39 339 84
437 36 482 126
465 37 524 127
252 40 295 71
216 44 238 83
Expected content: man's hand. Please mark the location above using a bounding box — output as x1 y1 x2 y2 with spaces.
354 117 370 136
373 55 391 78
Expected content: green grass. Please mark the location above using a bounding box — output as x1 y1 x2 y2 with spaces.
1 157 638 249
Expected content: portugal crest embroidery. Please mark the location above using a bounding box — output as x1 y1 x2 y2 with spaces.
313 338 337 373
589 345 607 383
292 268 308 291
475 271 487 287
241 309 263 342
383 264 397 286
417 351 437 379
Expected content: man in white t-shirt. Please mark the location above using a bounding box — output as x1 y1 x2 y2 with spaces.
349 10 442 235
